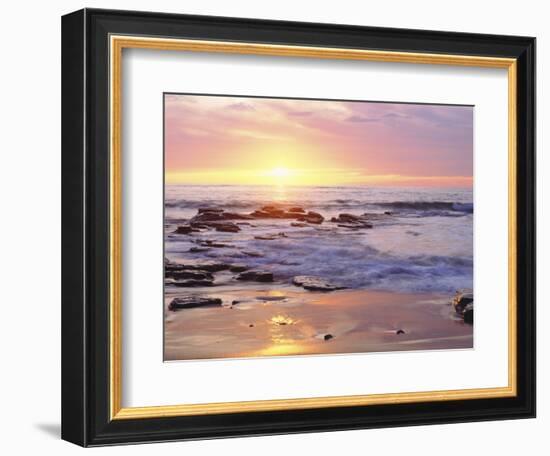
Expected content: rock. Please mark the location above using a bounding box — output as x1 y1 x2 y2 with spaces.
221 212 254 220
339 223 373 229
250 205 311 220
330 214 373 228
323 334 334 341
191 212 226 222
256 295 286 301
288 207 305 213
174 225 195 234
291 222 308 228
242 250 264 258
168 260 231 272
452 289 474 315
165 270 213 281
384 211 393 215
188 247 211 253
213 223 240 233
198 207 224 214
292 275 346 291
304 211 324 224
254 233 286 240
231 300 241 305
463 309 473 324
396 329 405 335
236 271 274 282
229 264 249 273
296 211 324 224
168 296 222 310
337 213 361 223
172 279 214 287
452 289 474 324
249 324 254 328
199 240 233 248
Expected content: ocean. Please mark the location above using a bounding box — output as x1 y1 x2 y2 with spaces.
164 185 473 294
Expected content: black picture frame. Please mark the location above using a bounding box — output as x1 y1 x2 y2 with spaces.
62 8 536 447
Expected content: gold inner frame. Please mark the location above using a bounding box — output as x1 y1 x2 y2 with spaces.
109 35 517 420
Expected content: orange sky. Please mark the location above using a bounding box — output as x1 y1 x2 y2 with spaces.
164 94 473 187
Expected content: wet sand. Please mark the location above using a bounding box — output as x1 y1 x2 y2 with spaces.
164 285 473 361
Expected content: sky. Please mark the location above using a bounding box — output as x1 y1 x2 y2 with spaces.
164 94 473 187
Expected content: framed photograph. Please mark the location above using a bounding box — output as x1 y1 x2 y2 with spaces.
61 8 535 446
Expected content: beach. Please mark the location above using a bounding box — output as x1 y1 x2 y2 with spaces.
164 185 473 361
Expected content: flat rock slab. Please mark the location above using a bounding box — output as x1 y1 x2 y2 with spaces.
171 279 214 287
167 260 231 272
292 275 346 292
165 270 214 281
236 271 274 282
168 296 222 310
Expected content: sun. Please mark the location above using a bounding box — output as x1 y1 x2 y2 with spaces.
269 167 290 178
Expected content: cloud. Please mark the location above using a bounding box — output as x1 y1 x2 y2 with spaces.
345 115 380 123
287 110 313 117
382 112 409 119
227 102 255 111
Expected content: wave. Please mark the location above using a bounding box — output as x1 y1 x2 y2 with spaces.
166 229 473 293
372 201 473 213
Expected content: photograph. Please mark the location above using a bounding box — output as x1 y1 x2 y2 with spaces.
163 94 474 361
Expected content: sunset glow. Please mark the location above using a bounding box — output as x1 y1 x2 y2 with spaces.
165 94 473 188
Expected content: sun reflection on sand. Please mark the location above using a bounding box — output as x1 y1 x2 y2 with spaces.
270 314 296 326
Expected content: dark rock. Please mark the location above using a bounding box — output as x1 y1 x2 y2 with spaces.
338 213 361 223
292 275 346 291
231 300 241 305
229 264 249 273
174 225 195 234
214 223 240 233
242 250 264 258
331 213 373 228
338 223 373 229
198 207 224 214
189 223 211 230
168 296 222 310
256 295 286 301
249 324 254 328
396 329 405 335
452 289 474 315
191 212 226 222
236 271 274 282
384 211 393 215
165 270 213 281
188 247 211 253
463 309 473 324
254 233 286 240
251 205 308 220
304 211 324 224
172 279 214 287
203 241 233 248
169 260 231 272
221 212 254 220
324 334 334 341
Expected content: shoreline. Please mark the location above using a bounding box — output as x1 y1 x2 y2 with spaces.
164 203 473 361
164 286 473 361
